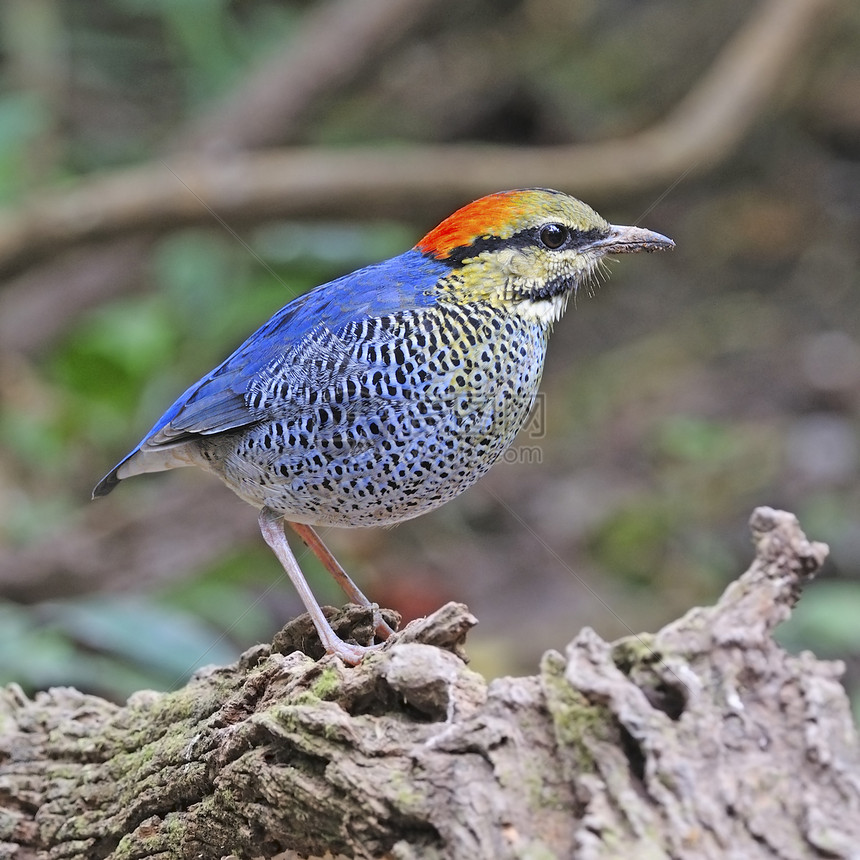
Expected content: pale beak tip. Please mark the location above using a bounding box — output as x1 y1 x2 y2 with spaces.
654 231 675 250
602 224 675 253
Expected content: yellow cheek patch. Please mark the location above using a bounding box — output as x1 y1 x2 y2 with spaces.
437 242 603 322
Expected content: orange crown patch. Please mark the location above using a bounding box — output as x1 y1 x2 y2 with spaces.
415 190 528 260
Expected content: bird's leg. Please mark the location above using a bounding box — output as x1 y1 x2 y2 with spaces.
258 507 379 665
287 521 396 640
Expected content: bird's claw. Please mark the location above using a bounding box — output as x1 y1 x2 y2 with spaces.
325 637 384 666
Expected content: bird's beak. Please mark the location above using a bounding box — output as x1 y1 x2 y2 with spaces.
592 224 675 254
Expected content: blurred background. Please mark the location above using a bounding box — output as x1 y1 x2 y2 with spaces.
0 0 858 709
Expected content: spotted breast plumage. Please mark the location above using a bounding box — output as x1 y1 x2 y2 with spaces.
94 188 673 663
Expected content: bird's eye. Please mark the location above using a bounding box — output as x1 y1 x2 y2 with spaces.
539 223 569 250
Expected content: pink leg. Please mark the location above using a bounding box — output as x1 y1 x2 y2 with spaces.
258 507 379 665
287 521 395 640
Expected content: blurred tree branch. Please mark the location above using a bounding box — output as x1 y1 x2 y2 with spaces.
175 0 445 153
1 509 858 859
0 0 834 356
0 0 834 272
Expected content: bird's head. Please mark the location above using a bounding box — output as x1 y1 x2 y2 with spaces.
415 188 674 325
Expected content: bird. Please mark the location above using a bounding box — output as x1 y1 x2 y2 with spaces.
93 188 673 664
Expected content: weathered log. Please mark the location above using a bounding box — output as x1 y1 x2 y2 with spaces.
1 507 857 859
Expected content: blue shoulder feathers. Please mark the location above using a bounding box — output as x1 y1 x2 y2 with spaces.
141 249 446 446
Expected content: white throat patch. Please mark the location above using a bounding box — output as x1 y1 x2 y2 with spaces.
512 291 571 326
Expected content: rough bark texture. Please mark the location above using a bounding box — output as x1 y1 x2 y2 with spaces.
0 507 858 859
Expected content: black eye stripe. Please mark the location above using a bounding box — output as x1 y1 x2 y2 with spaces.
539 225 605 251
428 225 606 265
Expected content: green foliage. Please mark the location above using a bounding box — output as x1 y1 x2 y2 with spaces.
0 596 235 699
777 582 860 720
159 547 278 642
254 221 415 269
44 595 236 680
0 93 52 200
53 299 177 406
778 582 860 656
588 500 673 585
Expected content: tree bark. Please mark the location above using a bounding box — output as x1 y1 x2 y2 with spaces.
1 507 857 860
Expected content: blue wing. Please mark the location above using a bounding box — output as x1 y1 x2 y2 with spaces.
93 249 447 496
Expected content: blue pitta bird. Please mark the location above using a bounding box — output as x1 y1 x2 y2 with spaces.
94 189 673 663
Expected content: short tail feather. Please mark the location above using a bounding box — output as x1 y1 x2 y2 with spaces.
92 450 138 499
92 441 199 500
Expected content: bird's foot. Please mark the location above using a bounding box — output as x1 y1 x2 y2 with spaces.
272 604 399 664
324 637 384 666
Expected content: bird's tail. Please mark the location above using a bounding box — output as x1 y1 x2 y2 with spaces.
92 442 198 499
